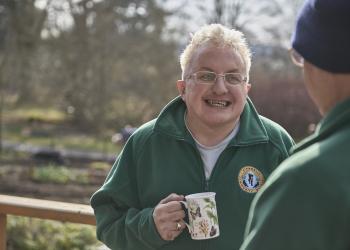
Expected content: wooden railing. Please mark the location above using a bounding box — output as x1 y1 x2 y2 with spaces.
0 194 96 250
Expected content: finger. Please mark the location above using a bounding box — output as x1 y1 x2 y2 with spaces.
173 221 185 232
154 208 185 228
156 220 186 241
161 201 185 213
160 193 185 204
165 231 176 241
168 209 186 221
179 220 186 231
169 221 185 239
153 202 183 220
153 203 182 221
153 217 177 241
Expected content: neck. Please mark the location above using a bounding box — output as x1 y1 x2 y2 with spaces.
320 74 350 115
185 114 238 147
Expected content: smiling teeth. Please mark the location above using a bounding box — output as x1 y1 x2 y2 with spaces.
207 100 228 107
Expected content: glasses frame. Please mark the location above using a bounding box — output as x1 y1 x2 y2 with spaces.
289 48 304 67
187 71 247 86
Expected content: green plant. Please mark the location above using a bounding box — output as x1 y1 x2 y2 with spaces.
89 161 111 171
30 165 91 185
31 165 71 184
75 172 90 185
6 108 66 123
0 149 30 161
3 107 120 155
0 166 11 178
7 216 102 250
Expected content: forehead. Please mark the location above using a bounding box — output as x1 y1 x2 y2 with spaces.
189 44 245 72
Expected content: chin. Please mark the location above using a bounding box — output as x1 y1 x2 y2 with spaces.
204 116 236 127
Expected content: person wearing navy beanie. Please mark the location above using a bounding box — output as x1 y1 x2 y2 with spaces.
292 0 350 73
240 0 350 249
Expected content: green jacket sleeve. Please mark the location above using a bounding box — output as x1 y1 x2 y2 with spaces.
90 139 167 250
240 158 349 250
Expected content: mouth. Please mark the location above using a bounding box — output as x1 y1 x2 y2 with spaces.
205 99 231 108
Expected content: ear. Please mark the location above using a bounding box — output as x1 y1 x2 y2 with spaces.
245 82 251 94
177 80 186 99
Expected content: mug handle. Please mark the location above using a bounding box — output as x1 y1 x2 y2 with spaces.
179 201 192 234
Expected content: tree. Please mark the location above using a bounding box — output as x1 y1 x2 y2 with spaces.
40 0 179 133
1 0 48 103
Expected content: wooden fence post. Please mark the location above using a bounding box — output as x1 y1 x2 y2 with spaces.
0 213 6 250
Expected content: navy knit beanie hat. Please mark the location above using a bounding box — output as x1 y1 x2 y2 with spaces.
291 0 350 73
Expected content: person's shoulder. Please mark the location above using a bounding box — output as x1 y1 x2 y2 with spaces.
119 119 157 157
277 138 344 183
293 127 350 168
259 115 295 150
263 144 321 194
323 125 350 149
282 142 320 170
259 115 289 135
256 144 335 216
130 119 157 142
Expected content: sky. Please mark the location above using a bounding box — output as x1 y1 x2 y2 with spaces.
160 0 304 47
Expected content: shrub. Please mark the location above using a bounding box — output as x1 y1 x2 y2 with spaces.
31 165 71 184
31 165 90 185
7 216 102 250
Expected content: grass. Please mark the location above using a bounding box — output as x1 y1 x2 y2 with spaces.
30 165 90 185
7 216 103 250
2 107 122 155
0 166 11 178
89 161 112 171
0 149 31 161
4 107 67 123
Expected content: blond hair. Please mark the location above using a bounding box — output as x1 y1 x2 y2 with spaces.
180 24 252 81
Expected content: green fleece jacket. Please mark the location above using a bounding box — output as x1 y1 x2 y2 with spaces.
91 96 294 250
241 97 350 250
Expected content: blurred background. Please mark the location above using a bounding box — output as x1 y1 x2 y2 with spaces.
0 0 320 249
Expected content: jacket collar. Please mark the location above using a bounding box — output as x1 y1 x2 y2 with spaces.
154 96 269 146
293 97 350 153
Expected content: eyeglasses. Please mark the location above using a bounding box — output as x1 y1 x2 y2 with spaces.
289 48 304 67
187 71 247 86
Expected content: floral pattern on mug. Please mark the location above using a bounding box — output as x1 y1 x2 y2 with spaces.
203 198 219 226
199 219 210 237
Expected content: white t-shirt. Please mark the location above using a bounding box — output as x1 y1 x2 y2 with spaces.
185 119 240 180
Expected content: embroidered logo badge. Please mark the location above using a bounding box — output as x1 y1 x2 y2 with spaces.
238 166 265 193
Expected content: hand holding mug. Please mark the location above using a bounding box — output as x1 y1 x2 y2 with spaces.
153 193 186 241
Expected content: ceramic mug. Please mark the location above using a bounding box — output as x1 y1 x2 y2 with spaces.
180 192 219 240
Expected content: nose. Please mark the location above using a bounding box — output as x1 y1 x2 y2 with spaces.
212 75 228 94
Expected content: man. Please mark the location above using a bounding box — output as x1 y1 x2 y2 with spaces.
240 1 350 249
91 24 294 250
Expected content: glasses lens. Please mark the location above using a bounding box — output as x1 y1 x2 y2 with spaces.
225 73 243 85
290 49 304 67
195 71 216 84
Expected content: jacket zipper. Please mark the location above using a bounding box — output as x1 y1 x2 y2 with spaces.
204 179 209 192
184 139 209 192
183 139 211 250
